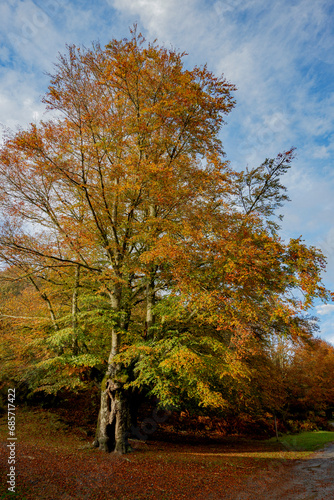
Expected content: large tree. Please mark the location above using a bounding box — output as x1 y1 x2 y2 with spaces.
0 28 331 453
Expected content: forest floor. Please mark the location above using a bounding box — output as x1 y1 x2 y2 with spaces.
1 407 334 499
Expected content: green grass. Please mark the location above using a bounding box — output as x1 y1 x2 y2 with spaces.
269 431 334 451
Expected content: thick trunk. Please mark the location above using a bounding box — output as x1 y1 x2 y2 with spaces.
94 368 132 453
94 285 131 453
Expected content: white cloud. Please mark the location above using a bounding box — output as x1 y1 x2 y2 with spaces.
0 70 47 137
316 227 334 286
326 332 334 347
112 0 196 25
312 145 331 160
212 1 334 144
316 304 334 317
111 0 192 38
0 0 117 138
316 315 334 346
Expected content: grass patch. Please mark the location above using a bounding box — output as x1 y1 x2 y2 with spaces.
269 431 334 451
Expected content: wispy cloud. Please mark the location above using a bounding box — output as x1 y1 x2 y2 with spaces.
0 0 333 343
316 304 334 316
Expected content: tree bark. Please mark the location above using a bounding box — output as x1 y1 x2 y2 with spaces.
71 264 80 354
146 274 155 337
94 284 131 453
94 364 132 453
29 277 59 332
146 204 156 338
274 412 279 441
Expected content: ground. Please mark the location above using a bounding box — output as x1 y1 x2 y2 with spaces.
0 408 334 499
233 442 334 500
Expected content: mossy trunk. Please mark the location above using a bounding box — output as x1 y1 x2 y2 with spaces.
93 285 131 453
94 372 131 453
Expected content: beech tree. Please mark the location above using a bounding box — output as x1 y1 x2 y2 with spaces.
0 28 331 453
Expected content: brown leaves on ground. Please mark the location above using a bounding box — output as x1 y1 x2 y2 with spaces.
0 407 304 500
0 439 271 500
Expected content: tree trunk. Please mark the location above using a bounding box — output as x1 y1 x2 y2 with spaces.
146 204 156 339
71 264 80 354
146 274 155 337
29 276 59 332
274 412 279 441
93 285 131 453
94 372 131 453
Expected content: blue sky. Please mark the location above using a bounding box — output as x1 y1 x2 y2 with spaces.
1 0 334 344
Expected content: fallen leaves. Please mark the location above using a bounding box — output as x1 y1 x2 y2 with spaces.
0 407 308 500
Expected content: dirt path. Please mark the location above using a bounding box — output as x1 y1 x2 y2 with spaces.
233 442 334 500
